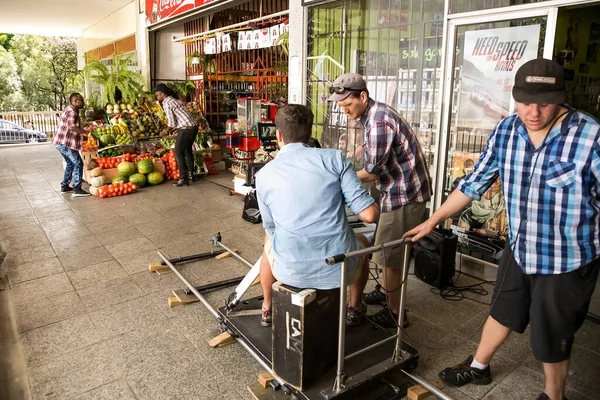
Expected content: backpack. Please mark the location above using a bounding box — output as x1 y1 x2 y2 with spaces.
242 189 262 224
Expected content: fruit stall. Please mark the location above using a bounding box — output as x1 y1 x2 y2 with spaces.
80 98 222 198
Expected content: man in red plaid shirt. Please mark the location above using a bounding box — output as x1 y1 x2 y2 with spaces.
53 93 90 197
329 73 432 329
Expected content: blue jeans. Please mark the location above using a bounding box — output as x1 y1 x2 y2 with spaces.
55 144 83 188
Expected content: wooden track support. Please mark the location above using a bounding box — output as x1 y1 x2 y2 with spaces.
208 331 235 347
407 379 445 400
215 248 239 260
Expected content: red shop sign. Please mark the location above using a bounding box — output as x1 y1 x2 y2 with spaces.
146 0 218 26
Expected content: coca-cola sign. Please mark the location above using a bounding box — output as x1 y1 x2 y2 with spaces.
146 0 218 26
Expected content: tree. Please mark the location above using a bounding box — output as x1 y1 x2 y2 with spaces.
0 46 24 111
7 34 83 111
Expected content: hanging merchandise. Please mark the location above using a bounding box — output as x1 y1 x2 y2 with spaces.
222 34 232 52
205 37 217 54
252 30 261 49
270 25 280 47
238 31 246 50
245 31 254 50
258 28 271 49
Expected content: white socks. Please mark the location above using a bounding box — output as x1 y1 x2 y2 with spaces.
470 359 488 370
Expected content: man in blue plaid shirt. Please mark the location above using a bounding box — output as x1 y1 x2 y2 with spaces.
407 59 600 400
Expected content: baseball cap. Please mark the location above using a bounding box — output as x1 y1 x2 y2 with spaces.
327 73 368 101
512 58 565 105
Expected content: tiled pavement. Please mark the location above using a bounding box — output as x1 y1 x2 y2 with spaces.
1 145 599 400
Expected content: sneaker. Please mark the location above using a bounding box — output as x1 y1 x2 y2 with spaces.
439 355 492 387
72 186 90 197
346 303 367 326
364 284 387 305
60 184 74 193
261 308 272 327
367 307 409 329
536 393 568 400
172 179 189 187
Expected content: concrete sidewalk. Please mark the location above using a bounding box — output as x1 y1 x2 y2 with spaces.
0 145 598 400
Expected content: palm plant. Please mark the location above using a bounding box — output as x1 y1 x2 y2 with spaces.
167 80 196 100
83 53 146 105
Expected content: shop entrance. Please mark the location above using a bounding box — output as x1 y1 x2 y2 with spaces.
436 1 600 320
435 7 558 279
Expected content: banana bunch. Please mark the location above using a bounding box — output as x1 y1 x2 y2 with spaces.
112 122 131 136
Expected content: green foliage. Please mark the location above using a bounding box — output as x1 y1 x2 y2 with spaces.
0 33 13 50
277 31 289 56
0 34 83 111
167 80 196 98
83 53 145 105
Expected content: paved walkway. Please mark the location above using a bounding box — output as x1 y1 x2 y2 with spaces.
0 144 599 400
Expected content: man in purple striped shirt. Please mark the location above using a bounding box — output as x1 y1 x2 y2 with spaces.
329 73 432 329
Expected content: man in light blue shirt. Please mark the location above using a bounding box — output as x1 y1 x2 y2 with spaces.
255 104 379 327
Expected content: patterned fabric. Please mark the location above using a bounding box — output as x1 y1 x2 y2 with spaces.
53 105 82 151
359 99 431 212
162 97 197 128
457 106 600 275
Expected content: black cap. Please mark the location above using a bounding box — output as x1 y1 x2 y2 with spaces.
154 83 170 93
512 58 565 105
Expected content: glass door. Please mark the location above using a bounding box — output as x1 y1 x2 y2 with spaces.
434 7 557 264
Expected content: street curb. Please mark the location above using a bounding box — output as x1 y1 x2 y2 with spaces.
0 248 32 400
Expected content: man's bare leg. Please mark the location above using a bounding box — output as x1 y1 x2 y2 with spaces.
260 237 276 312
543 360 569 400
348 235 370 309
473 316 512 365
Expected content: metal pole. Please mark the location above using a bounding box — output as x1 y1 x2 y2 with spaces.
402 370 454 400
344 333 398 361
393 244 411 363
333 261 348 392
326 237 411 265
157 250 220 320
157 250 288 390
214 241 254 269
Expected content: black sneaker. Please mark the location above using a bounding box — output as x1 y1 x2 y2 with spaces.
367 306 409 329
364 284 387 305
172 179 189 187
536 393 569 400
346 303 367 326
439 355 492 387
72 186 90 197
61 184 74 193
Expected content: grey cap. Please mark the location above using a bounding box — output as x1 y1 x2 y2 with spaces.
327 73 368 101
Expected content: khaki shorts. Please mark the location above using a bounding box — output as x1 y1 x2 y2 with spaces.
372 202 426 269
264 238 362 285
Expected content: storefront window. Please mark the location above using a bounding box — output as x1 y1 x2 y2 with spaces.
449 0 552 15
306 0 444 179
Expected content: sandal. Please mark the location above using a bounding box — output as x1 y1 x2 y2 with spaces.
261 308 272 327
367 307 409 329
363 284 387 305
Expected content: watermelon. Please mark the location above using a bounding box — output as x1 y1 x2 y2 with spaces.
137 159 154 174
117 161 136 177
147 171 164 186
112 175 128 184
100 134 115 146
129 173 147 188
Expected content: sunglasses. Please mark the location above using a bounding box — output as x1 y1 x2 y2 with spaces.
329 86 363 95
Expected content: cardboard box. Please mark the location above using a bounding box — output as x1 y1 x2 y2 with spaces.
211 148 223 162
214 161 226 171
233 174 252 196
